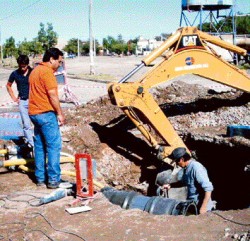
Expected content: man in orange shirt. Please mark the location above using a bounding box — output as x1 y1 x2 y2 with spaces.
29 48 65 189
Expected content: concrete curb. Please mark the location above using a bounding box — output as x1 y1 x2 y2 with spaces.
67 74 116 84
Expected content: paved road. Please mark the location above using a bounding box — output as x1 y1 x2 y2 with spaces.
0 56 147 110
62 76 107 106
0 67 108 111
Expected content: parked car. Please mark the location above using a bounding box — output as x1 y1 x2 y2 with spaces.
66 53 76 59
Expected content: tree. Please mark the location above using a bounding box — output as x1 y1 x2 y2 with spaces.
64 38 100 56
2 23 58 58
102 36 117 52
127 39 137 54
82 39 100 55
111 43 126 55
82 41 90 54
63 38 81 55
28 38 43 57
160 33 171 41
47 23 58 47
198 16 250 34
38 22 58 50
17 38 43 57
117 34 124 44
3 36 17 58
236 16 250 34
102 35 128 55
17 38 31 56
130 37 139 44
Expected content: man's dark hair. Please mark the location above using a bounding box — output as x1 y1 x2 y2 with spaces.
17 55 29 65
181 152 191 162
43 48 63 62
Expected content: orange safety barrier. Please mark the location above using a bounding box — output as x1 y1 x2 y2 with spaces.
75 153 94 198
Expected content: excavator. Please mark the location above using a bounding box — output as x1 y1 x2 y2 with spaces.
108 26 250 164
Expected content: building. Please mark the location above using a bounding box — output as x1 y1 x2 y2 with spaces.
136 36 163 55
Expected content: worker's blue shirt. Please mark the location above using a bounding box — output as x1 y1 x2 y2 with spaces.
8 67 32 100
182 159 213 203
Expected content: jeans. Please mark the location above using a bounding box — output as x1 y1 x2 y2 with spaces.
29 111 61 184
19 100 34 146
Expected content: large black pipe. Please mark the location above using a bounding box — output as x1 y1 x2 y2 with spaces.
101 187 197 216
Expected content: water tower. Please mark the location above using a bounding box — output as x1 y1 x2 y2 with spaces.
180 0 238 62
180 0 236 36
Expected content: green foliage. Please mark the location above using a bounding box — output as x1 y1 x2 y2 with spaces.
38 22 58 50
82 41 90 54
63 38 81 54
199 16 250 34
117 34 124 44
2 23 58 59
127 40 137 54
102 34 134 55
129 37 139 44
17 39 30 55
102 36 117 51
37 23 47 45
236 16 250 34
82 40 100 55
28 38 43 56
111 43 126 55
17 38 43 57
63 38 100 55
3 36 17 58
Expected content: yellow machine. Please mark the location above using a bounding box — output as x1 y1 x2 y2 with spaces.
108 27 250 163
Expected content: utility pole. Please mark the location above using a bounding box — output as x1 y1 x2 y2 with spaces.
93 36 96 57
78 38 80 58
232 0 238 65
89 0 95 75
0 23 3 65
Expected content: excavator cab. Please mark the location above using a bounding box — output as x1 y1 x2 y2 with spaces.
108 27 250 164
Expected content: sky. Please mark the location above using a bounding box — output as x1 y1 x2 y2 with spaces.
0 0 249 46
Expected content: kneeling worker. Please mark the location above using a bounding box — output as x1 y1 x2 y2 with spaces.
164 147 215 214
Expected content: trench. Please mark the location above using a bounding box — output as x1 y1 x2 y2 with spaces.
91 90 250 212
137 136 250 211
153 90 250 211
185 135 250 211
92 114 250 211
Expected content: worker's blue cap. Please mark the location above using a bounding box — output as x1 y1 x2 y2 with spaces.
169 147 187 161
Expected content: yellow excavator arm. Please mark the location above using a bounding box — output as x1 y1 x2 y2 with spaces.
108 27 250 163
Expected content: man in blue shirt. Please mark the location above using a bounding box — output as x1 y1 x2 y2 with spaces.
164 147 215 214
6 55 34 147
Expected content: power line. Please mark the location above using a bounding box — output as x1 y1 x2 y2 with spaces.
0 0 43 21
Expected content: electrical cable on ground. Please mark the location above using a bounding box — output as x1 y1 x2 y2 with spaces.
25 212 87 241
0 204 86 240
0 191 50 209
3 193 41 209
212 211 250 226
25 229 54 241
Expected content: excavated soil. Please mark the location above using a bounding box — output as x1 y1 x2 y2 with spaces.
0 80 250 240
62 81 250 196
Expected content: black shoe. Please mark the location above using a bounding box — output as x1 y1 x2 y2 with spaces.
47 182 60 189
37 182 46 187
